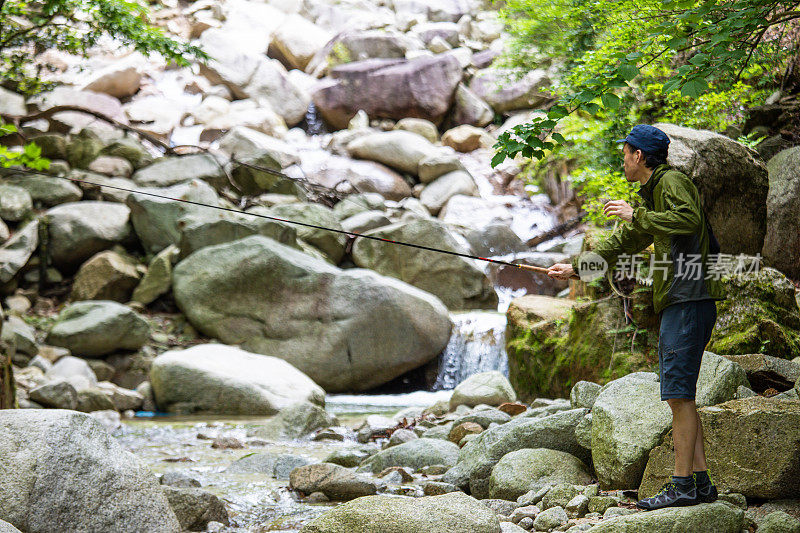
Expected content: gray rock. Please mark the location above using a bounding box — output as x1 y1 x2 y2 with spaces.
359 438 460 473
69 249 141 303
419 170 478 215
341 210 391 234
323 446 376 468
656 123 768 254
1 315 37 356
574 412 592 450
0 519 22 533
332 192 386 220
250 402 337 440
759 511 800 533
570 381 602 409
602 506 638 520
469 68 551 113
46 201 133 269
131 245 178 305
443 408 590 498
0 184 33 222
352 218 497 310
150 344 325 415
28 380 78 410
0 410 180 532
76 387 116 412
453 407 512 429
217 126 300 168
387 428 419 447
450 371 517 410
724 353 800 392
45 355 98 391
464 223 528 257
46 301 150 357
132 154 226 190
348 130 440 175
696 351 750 407
418 153 467 184
161 486 229 531
0 86 26 115
533 505 568 530
488 448 592 501
451 83 494 128
763 146 800 278
160 471 201 488
269 203 347 263
585 502 743 532
300 491 502 532
566 494 590 518
172 235 451 392
100 136 154 169
289 463 378 501
591 373 672 489
2 174 82 206
0 221 38 284
126 179 220 254
423 481 461 496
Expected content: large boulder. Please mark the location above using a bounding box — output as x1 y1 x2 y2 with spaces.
585 502 743 533
347 130 439 175
0 221 38 284
1 174 82 207
0 410 180 532
419 170 478 215
70 250 141 302
710 267 800 359
131 154 226 190
695 351 750 407
149 344 325 415
449 371 517 410
442 408 590 497
312 55 463 130
300 492 502 533
358 438 460 473
723 353 800 392
0 185 32 222
45 201 134 270
487 448 592 501
126 179 220 254
289 463 378 501
46 301 150 358
450 83 494 127
351 218 498 310
591 373 672 490
30 87 127 131
172 236 452 392
270 14 331 71
762 146 800 278
655 123 769 254
468 69 551 114
291 153 412 201
639 397 800 500
268 203 347 262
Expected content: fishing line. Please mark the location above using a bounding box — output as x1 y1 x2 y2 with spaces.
29 172 568 276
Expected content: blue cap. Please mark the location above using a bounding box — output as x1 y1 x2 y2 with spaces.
616 124 670 154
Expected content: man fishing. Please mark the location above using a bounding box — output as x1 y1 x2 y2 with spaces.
547 124 725 510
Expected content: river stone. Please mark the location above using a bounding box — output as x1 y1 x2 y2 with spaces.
696 351 750 407
0 519 21 533
0 221 38 284
533 506 568 530
70 250 141 302
46 301 149 357
150 344 325 415
45 201 133 270
762 146 800 277
45 355 98 391
217 126 300 169
570 381 601 409
251 402 338 440
450 371 517 410
0 410 180 532
100 136 153 169
161 486 229 531
126 179 220 254
341 210 391 233
443 408 590 498
131 154 226 190
451 83 494 128
419 170 478 215
352 218 497 310
271 14 330 71
418 153 467 184
269 203 346 262
297 154 412 201
312 55 463 130
172 235 451 392
488 449 592 501
441 125 493 153
759 511 800 533
0 185 33 222
332 192 386 220
131 245 179 305
590 372 672 489
655 123 768 254
464 223 528 257
348 130 439 175
2 174 83 206
585 502 743 533
724 353 800 392
301 491 502 533
359 438 459 473
1 315 36 356
395 118 439 143
290 463 378 501
28 380 78 410
639 397 800 500
177 210 297 260
0 86 25 116
469 69 551 113
65 129 103 169
75 387 116 412
453 407 512 429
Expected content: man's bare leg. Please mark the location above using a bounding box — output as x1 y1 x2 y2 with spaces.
692 410 708 472
668 398 698 477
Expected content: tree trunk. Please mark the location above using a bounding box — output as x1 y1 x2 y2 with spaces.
0 316 16 409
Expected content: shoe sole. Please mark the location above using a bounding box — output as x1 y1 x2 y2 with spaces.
636 498 699 511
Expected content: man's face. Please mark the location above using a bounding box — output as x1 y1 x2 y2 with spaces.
621 143 641 181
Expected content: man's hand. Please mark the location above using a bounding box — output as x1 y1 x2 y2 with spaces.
547 263 575 280
603 200 634 222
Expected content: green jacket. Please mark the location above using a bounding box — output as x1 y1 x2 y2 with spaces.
572 164 725 314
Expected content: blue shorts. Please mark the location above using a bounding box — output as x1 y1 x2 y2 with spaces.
658 299 717 401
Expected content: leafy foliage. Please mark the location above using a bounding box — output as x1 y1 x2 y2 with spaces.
0 0 206 95
0 123 50 170
492 0 798 166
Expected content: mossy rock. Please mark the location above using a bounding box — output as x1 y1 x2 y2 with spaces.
506 294 658 400
709 267 800 358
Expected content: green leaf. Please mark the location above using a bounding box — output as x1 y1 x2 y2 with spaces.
618 64 639 81
551 132 566 144
490 151 507 168
601 93 620 109
662 78 683 93
23 143 42 159
680 77 709 98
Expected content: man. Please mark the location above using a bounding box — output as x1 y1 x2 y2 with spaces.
547 124 725 510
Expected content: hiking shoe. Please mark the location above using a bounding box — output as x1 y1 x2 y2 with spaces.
636 481 698 510
694 472 718 503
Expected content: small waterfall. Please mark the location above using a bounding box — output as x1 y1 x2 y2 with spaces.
432 311 509 391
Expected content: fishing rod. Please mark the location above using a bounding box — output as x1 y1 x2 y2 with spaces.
35 172 578 278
